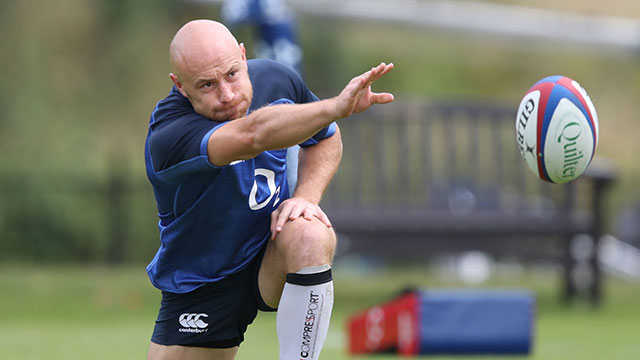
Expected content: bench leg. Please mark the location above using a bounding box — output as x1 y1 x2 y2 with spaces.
562 234 601 306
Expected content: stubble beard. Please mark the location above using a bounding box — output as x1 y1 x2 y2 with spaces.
212 83 253 122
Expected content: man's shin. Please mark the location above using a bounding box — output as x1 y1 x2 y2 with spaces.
276 265 334 360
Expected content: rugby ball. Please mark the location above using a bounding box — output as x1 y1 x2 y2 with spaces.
515 76 598 184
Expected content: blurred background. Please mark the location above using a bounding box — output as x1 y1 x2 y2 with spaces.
1 0 639 359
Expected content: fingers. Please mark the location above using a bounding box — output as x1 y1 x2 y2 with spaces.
354 63 394 103
371 92 395 104
377 62 394 78
270 200 299 239
313 208 332 228
362 62 394 86
336 62 394 119
345 62 393 99
270 207 286 240
269 199 296 238
270 198 332 240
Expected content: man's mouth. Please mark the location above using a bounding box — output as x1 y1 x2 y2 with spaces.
215 102 245 121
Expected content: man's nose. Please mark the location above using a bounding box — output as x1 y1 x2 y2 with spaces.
218 82 235 103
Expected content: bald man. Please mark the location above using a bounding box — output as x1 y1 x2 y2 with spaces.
144 20 393 360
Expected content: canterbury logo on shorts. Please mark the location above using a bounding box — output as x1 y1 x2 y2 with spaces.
178 313 210 333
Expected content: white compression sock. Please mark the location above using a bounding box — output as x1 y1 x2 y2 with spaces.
276 265 334 360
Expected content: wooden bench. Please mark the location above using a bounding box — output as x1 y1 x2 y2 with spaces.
322 100 616 305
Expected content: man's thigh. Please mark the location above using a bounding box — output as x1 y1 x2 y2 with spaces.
147 342 238 360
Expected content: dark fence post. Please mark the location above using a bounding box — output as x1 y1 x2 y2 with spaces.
562 161 616 305
589 170 617 305
562 183 577 304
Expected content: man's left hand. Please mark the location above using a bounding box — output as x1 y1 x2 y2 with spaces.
270 198 332 240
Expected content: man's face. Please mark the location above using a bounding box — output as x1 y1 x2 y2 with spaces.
173 43 253 122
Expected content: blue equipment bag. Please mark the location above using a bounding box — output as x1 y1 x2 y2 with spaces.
419 290 535 355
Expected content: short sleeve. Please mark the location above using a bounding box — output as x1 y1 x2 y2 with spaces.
147 113 222 183
299 122 337 147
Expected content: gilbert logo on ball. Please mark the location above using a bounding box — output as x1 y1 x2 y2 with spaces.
516 75 599 184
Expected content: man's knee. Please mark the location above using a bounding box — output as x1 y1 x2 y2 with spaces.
276 217 336 270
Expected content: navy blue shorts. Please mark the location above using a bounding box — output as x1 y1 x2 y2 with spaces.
150 249 276 348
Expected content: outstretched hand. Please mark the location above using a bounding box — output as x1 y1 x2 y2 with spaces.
334 62 395 118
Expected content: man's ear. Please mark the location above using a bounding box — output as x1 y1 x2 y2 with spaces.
239 43 247 62
169 73 188 98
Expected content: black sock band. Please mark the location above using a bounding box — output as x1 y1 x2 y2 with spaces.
286 268 332 286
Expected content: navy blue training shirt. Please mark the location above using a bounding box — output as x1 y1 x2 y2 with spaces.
144 59 337 293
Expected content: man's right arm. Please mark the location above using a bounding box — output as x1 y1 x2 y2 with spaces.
207 62 394 166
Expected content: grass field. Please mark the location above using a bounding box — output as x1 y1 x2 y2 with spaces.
1 264 639 359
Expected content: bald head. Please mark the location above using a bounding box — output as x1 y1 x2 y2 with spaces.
167 19 252 122
170 20 240 79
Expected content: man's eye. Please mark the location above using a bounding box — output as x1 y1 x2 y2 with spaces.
203 82 213 88
229 71 237 78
